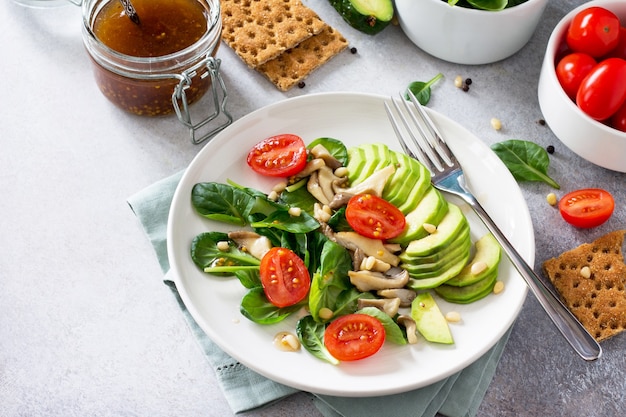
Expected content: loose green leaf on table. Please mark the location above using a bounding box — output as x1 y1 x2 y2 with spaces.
490 139 560 189
404 73 443 106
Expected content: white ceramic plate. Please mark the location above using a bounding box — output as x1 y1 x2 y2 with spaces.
167 92 534 397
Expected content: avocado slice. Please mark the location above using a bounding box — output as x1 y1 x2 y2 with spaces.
411 292 453 344
434 269 498 304
402 203 468 257
405 246 471 289
384 151 430 213
329 0 394 36
402 228 471 278
445 233 502 287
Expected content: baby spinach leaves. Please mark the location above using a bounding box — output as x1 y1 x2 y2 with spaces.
405 73 443 106
447 0 522 11
490 139 560 189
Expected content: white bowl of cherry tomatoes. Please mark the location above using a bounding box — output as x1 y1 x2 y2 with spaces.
538 0 626 173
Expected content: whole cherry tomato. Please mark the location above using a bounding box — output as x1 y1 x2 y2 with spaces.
566 6 620 57
556 52 597 100
609 99 626 132
604 26 626 60
576 57 626 120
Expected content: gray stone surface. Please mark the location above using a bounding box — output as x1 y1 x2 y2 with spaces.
1 1 624 416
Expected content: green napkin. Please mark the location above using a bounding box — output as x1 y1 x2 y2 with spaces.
127 171 512 417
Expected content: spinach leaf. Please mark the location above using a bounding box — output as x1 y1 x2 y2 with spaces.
296 315 339 365
190 232 260 275
333 287 375 317
490 140 560 189
191 182 258 225
404 73 443 106
307 137 349 166
448 0 511 11
327 207 352 232
251 209 319 234
308 240 353 322
240 287 303 324
234 268 261 289
278 184 318 215
358 307 407 345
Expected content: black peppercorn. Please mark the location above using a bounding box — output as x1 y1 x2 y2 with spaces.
350 47 357 54
298 81 306 89
546 145 555 154
465 78 472 86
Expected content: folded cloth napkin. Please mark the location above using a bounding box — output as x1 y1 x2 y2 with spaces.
127 171 512 417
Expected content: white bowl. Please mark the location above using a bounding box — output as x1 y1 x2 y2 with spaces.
538 0 626 173
395 0 549 65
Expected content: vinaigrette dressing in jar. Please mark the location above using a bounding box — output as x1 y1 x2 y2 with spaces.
82 0 231 143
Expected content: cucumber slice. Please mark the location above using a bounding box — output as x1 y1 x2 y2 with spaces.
329 0 394 36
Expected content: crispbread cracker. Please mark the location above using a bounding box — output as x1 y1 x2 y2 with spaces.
256 24 348 91
221 0 326 68
543 230 626 342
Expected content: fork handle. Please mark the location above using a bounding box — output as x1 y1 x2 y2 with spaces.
461 192 602 361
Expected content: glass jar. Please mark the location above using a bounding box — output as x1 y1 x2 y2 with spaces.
81 0 231 143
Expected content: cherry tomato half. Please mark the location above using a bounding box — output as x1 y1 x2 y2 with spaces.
609 99 626 132
345 193 406 240
324 314 385 361
259 247 311 308
566 6 620 57
576 57 626 120
558 188 615 228
556 52 597 100
247 134 308 177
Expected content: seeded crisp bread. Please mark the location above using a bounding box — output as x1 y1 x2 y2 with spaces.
221 0 326 68
543 230 626 342
256 25 348 91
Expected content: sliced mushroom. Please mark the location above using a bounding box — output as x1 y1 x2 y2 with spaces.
328 191 354 210
377 288 417 307
227 231 272 260
397 315 419 344
338 164 395 198
348 267 409 292
335 231 400 266
358 297 401 317
290 158 326 182
309 144 343 170
307 171 330 205
317 165 340 203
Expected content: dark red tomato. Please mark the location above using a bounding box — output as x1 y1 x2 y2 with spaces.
558 188 615 228
567 6 620 57
604 26 626 60
324 314 385 361
576 57 626 120
556 52 597 100
609 99 626 132
247 134 307 177
259 247 310 308
345 193 406 240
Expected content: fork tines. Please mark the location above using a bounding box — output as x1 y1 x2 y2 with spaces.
384 90 455 174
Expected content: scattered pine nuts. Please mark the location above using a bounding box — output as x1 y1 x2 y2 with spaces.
470 261 488 276
273 181 287 193
580 266 591 279
334 166 349 177
267 190 279 201
490 117 502 131
273 332 301 352
423 223 437 234
493 280 505 294
288 206 302 216
445 311 461 323
454 75 463 88
319 307 334 320
217 241 230 251
546 193 558 206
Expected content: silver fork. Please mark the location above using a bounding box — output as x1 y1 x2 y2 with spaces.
385 91 602 361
